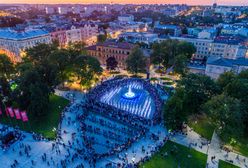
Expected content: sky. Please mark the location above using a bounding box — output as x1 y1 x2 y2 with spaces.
0 0 247 6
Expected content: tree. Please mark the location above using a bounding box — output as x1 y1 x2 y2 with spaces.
28 83 50 118
211 70 248 137
67 41 86 55
49 49 71 83
224 77 248 136
34 64 59 91
0 54 15 79
126 47 147 74
0 76 12 108
25 43 58 65
16 69 50 118
177 41 196 58
217 71 236 90
73 56 102 88
151 41 170 68
164 88 187 130
151 40 196 75
106 57 118 71
203 94 244 142
118 37 125 43
97 34 107 43
178 73 220 115
174 54 188 75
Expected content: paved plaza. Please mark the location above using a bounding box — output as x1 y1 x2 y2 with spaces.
0 87 247 168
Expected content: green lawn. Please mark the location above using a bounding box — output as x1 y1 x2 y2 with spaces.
188 115 248 157
218 160 240 168
225 137 248 157
0 94 69 139
160 77 172 81
188 115 216 140
140 141 207 168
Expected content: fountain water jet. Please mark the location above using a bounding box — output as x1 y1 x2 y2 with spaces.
124 86 135 99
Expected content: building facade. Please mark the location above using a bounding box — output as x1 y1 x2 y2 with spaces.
66 26 82 44
87 42 135 68
119 32 159 45
50 28 67 47
0 29 51 62
118 15 134 23
168 36 248 60
205 57 248 79
80 23 98 46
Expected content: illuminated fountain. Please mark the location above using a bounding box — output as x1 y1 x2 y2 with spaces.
100 82 155 119
123 86 136 99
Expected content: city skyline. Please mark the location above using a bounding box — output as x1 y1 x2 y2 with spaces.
0 0 248 6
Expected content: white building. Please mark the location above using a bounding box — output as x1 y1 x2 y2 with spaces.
154 23 182 37
205 57 248 79
168 36 247 60
0 28 51 62
66 26 82 44
198 28 217 39
162 8 178 17
72 6 81 14
45 7 55 14
80 23 98 46
118 15 134 23
119 32 158 44
58 7 70 15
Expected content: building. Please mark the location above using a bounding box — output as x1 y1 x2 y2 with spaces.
118 15 134 23
198 28 217 39
187 28 202 37
45 7 55 14
168 36 247 60
154 23 182 37
50 23 98 47
221 26 238 35
162 8 177 17
119 32 158 45
212 36 247 59
202 9 214 17
66 26 82 44
87 42 135 68
168 36 213 60
72 6 81 14
238 28 248 37
58 7 69 15
0 28 51 62
205 57 248 79
50 27 67 47
80 23 98 46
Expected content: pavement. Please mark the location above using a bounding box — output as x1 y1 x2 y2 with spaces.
0 89 247 168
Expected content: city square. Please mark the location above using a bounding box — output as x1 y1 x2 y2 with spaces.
1 1 248 168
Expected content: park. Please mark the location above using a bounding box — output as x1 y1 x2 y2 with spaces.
0 42 247 168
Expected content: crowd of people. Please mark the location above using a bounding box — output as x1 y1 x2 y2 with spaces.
0 77 168 167
0 126 23 151
78 111 148 163
86 77 164 126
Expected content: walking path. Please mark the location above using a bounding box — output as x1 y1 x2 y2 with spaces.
0 89 247 168
171 126 248 168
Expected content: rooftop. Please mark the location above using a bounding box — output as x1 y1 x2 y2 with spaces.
121 32 158 37
0 28 49 40
87 42 135 50
207 57 248 67
214 35 246 45
154 24 180 30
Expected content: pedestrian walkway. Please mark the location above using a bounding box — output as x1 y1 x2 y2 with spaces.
206 131 220 168
0 89 248 168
